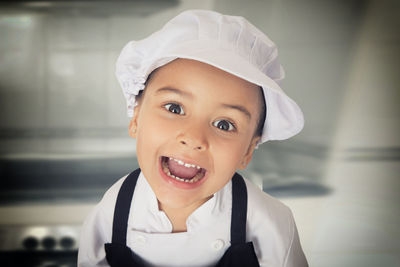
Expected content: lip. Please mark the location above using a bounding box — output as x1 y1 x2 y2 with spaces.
158 156 208 190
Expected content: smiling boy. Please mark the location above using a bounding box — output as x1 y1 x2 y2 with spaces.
131 58 264 233
78 10 308 267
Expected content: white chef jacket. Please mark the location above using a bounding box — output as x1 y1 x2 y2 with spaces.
78 172 308 267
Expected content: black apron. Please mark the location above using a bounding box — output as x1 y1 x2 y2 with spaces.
104 168 260 267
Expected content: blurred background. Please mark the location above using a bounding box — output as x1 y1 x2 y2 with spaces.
0 0 399 266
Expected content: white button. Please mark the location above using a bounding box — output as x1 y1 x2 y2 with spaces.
134 235 146 245
211 239 225 251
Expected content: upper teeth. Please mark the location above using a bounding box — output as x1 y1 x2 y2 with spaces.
169 157 201 169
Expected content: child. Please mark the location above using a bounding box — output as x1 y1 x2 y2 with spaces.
78 9 308 267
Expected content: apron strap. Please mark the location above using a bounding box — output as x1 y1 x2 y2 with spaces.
230 172 248 245
111 168 141 245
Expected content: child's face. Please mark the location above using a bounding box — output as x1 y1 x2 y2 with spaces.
129 58 261 212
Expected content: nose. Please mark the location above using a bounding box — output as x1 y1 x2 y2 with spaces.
177 123 209 151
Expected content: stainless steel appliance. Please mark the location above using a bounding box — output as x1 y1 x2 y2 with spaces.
0 152 139 266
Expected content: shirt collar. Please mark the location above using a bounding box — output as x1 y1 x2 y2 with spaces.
137 171 231 232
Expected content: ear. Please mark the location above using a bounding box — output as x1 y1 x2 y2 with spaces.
238 136 260 170
128 105 141 138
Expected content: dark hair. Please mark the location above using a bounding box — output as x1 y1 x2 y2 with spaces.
136 71 266 138
255 87 266 138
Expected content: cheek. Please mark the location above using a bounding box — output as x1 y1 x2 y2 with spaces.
136 112 176 151
212 139 249 171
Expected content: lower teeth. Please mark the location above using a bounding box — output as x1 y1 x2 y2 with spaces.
162 159 203 183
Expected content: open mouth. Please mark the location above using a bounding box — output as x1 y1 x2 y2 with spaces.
161 156 207 183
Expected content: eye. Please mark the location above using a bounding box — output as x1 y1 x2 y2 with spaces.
213 119 236 132
164 103 185 115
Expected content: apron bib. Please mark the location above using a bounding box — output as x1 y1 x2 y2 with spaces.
105 168 260 267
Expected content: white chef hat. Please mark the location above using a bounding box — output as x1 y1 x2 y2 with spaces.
116 9 304 144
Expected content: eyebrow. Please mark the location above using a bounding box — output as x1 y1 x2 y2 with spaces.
154 87 193 98
221 103 252 120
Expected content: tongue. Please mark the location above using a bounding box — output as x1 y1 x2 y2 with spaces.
167 159 200 179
